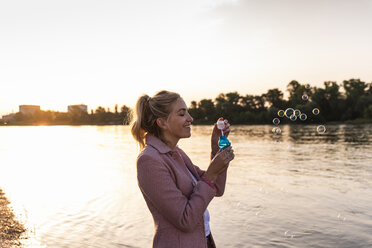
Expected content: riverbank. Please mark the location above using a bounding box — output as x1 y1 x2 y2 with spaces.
1 118 371 126
0 189 26 247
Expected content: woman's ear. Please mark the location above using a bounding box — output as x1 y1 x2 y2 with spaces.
156 117 168 131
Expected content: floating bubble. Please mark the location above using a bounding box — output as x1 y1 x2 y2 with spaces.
273 118 280 125
285 108 294 118
290 114 297 121
284 230 295 238
299 113 307 121
317 125 326 134
337 213 346 221
272 127 281 135
302 94 309 101
277 110 285 117
294 109 301 116
312 108 320 115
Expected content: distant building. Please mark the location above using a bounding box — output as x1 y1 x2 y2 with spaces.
1 113 16 122
19 105 40 115
68 104 88 113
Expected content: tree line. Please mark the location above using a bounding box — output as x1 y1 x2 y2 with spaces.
0 104 132 125
188 78 372 124
1 78 372 126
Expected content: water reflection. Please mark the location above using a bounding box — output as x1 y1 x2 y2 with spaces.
0 124 371 248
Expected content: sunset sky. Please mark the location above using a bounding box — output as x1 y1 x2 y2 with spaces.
1 0 372 116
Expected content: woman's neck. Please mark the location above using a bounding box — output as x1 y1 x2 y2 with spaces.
160 133 179 150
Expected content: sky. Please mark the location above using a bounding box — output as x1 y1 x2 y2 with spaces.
1 0 372 116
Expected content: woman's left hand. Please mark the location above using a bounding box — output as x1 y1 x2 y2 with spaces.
211 117 230 156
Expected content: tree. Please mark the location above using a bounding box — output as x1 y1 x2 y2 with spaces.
263 88 284 109
120 105 133 125
342 79 368 119
343 79 368 100
215 92 243 122
240 94 256 112
198 99 216 123
95 106 106 114
364 105 372 119
95 106 107 123
287 80 307 106
311 81 342 121
188 101 203 122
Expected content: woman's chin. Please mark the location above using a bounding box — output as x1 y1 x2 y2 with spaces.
182 129 191 138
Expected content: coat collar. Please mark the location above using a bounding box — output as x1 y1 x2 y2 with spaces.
145 134 198 181
145 133 177 154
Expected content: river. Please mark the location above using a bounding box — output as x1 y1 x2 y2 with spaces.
0 124 371 247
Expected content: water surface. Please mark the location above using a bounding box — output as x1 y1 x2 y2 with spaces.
0 124 371 247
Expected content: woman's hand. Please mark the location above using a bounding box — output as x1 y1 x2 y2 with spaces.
204 146 235 183
211 117 231 156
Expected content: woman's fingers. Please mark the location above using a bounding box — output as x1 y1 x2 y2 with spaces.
220 147 234 163
209 147 234 176
222 119 230 136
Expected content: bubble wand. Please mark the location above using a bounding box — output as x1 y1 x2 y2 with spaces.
217 120 231 150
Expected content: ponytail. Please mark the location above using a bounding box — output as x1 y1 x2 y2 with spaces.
131 90 180 150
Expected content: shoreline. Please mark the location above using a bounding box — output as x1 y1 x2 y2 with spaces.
0 188 27 247
0 119 371 127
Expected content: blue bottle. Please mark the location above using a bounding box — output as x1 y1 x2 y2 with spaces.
218 135 231 150
217 120 231 150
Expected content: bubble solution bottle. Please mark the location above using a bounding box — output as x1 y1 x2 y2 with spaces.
217 120 231 150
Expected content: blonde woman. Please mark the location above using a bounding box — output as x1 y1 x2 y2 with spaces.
131 90 234 248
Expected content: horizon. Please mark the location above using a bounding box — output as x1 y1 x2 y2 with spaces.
1 0 372 116
1 77 370 116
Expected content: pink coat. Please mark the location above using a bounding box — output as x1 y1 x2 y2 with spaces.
137 134 227 248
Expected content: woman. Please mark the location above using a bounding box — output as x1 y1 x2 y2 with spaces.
131 90 235 248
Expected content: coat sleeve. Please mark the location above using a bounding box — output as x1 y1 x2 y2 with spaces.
179 149 227 197
137 154 216 233
193 164 227 197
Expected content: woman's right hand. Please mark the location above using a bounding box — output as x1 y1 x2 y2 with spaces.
204 146 234 183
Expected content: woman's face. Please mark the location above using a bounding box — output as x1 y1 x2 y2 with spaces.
164 98 193 140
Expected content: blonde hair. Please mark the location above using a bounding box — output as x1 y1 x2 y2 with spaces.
131 90 180 149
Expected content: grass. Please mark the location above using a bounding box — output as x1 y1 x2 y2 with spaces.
0 189 27 248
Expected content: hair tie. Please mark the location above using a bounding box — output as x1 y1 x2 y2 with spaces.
143 95 151 106
143 96 152 113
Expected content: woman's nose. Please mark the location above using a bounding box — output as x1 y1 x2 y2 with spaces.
187 113 193 123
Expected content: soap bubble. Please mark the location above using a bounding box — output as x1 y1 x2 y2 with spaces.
277 110 285 117
285 108 294 118
312 108 320 115
299 113 307 121
294 109 301 116
302 94 309 101
290 114 297 121
273 118 280 125
272 127 281 135
317 125 326 134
